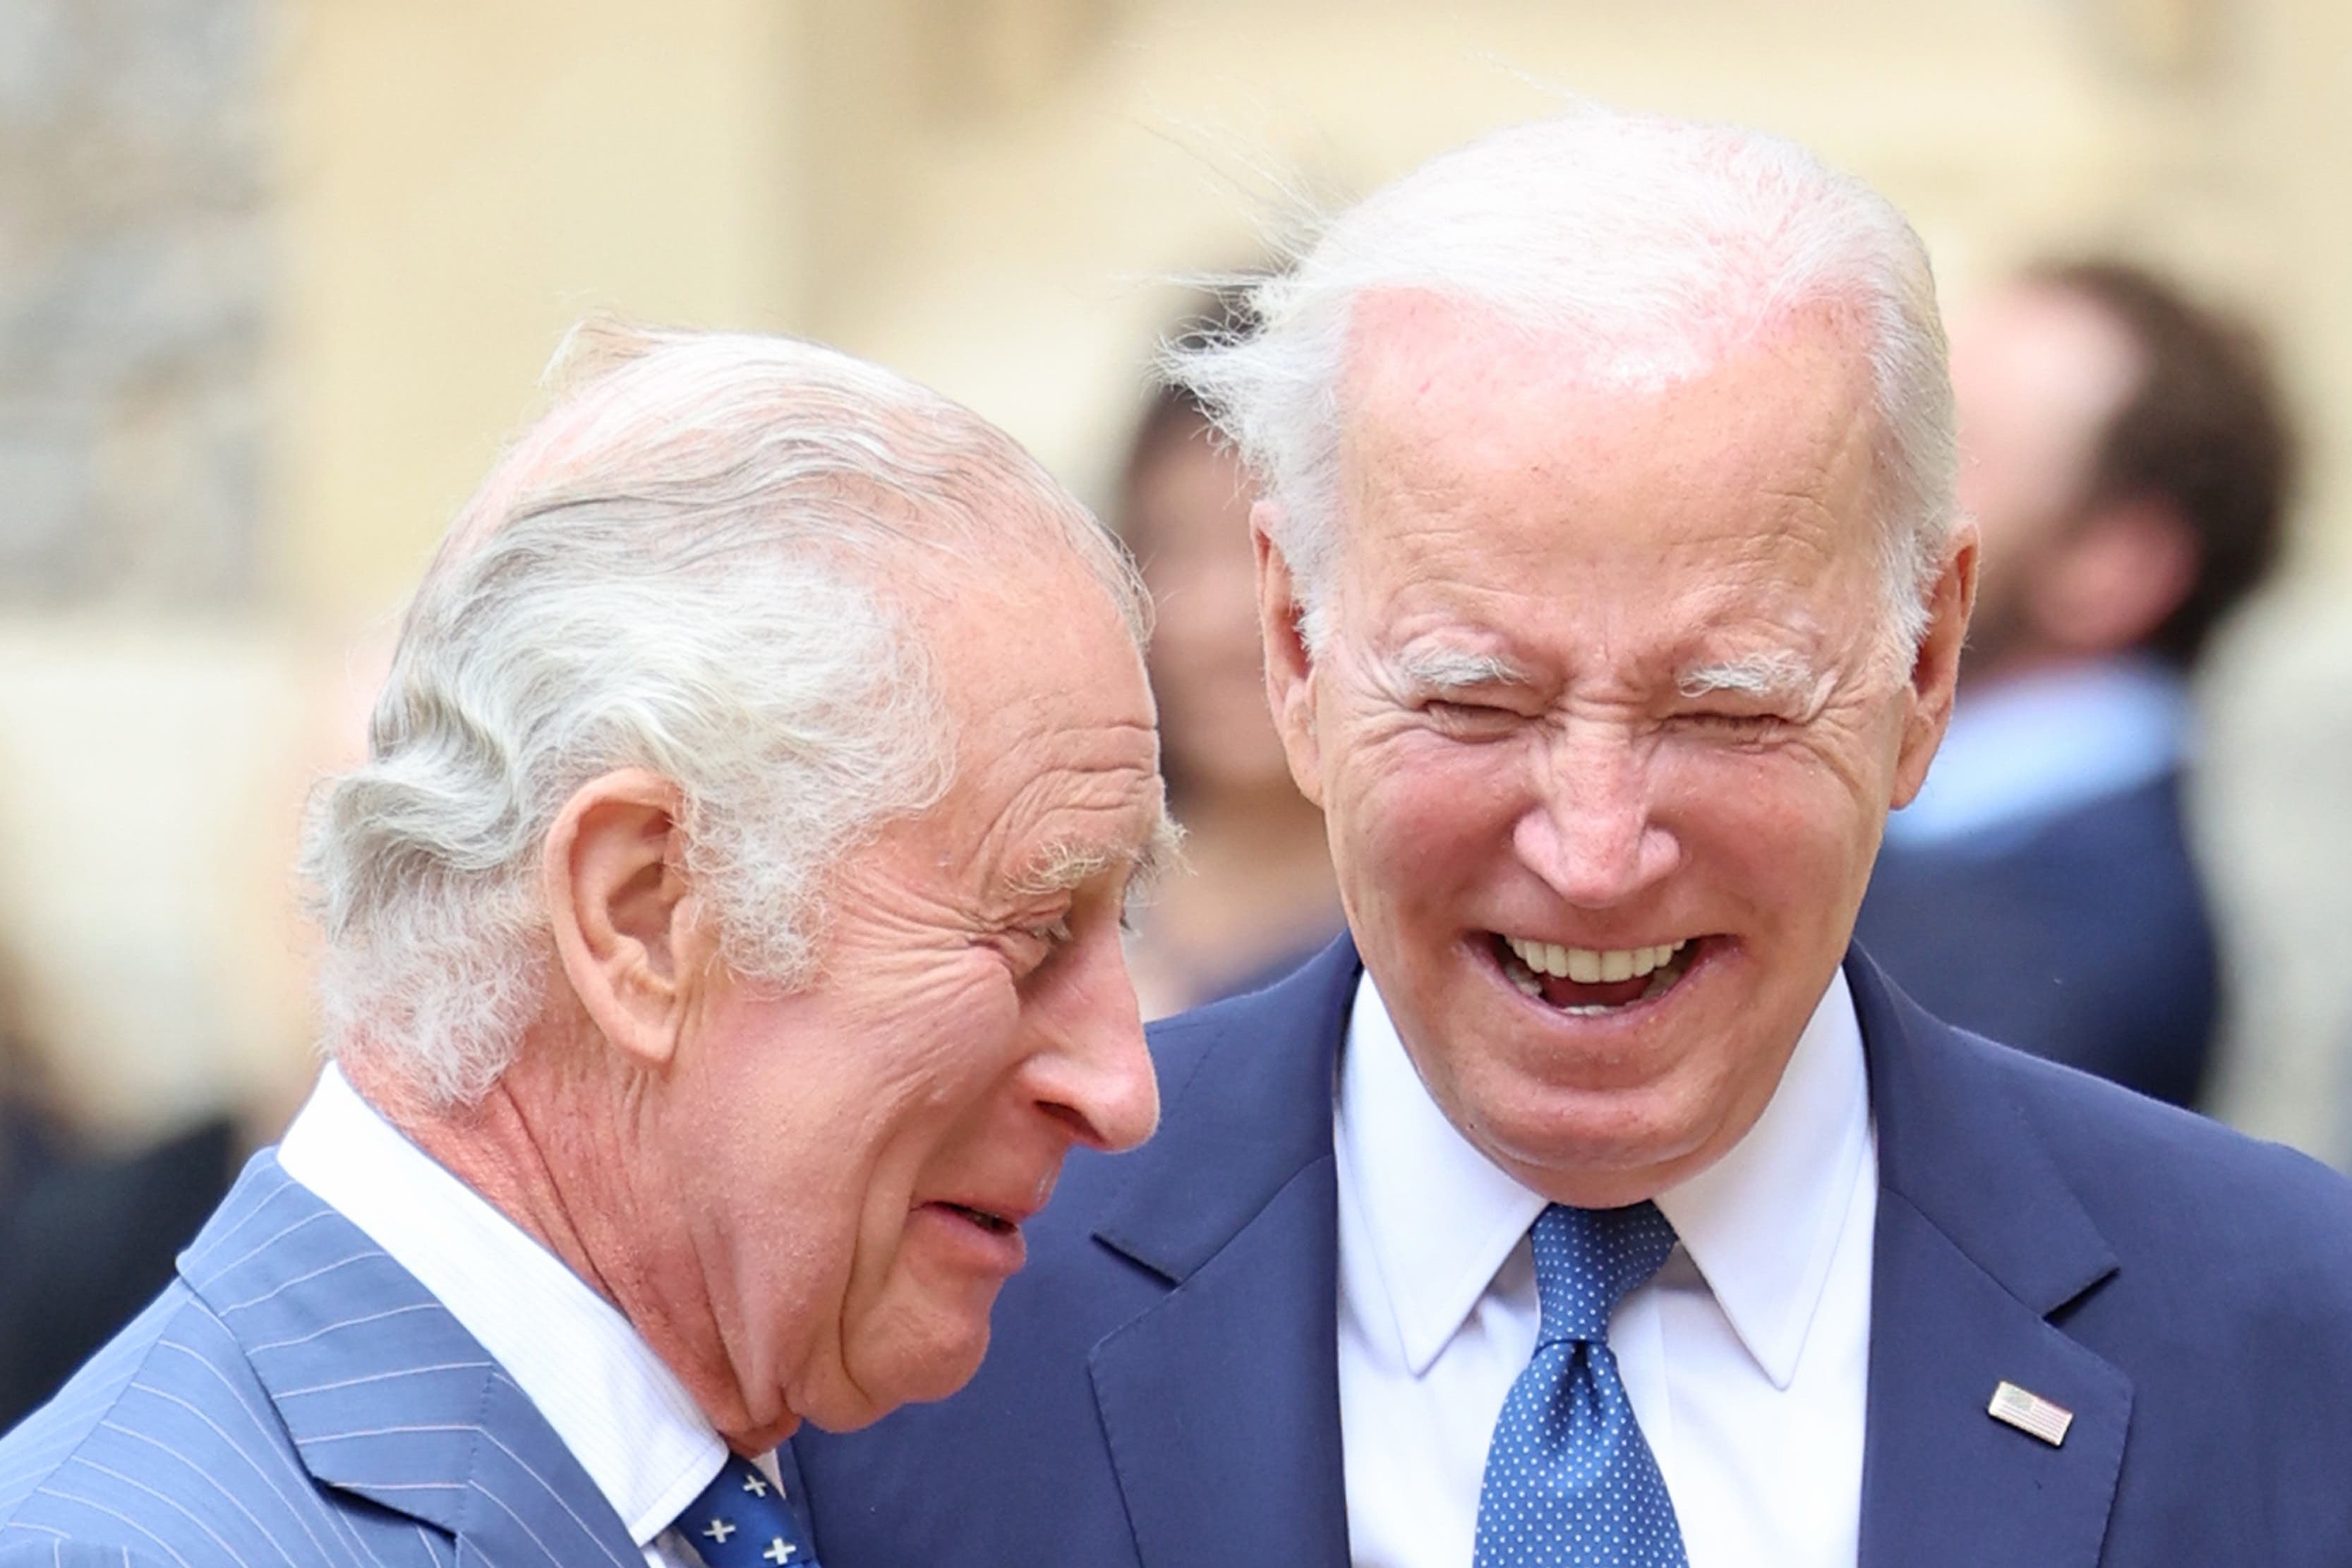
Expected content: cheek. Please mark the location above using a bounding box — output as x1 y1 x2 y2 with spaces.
741 963 1017 1267
1327 734 1520 900
839 967 1026 1243
824 981 1037 1408
1656 742 1886 915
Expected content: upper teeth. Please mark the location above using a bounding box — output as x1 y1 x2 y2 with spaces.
1503 936 1689 984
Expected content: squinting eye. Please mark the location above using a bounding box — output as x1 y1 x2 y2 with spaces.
1001 914 1076 982
1424 699 1522 730
1018 916 1075 951
1675 709 1786 736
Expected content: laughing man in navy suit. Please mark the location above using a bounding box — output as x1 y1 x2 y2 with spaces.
792 108 2352 1567
0 325 1171 1564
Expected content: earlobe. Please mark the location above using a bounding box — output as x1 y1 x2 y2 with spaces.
1251 502 1326 806
1890 526 1979 809
542 768 704 1070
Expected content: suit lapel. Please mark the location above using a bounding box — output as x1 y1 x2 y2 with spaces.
1851 952 2131 1568
178 1154 645 1568
1032 937 2138 1568
1086 939 1361 1568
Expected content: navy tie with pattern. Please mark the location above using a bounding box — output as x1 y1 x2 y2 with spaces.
1473 1201 1689 1567
675 1452 821 1568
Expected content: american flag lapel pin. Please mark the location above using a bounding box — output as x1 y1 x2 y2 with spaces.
1987 1380 2075 1447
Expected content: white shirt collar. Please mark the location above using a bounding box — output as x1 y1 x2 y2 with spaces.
276 1065 726 1545
1337 965 1872 1389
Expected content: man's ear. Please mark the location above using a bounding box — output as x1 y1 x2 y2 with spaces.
541 768 706 1069
1890 521 1980 809
1252 501 1327 807
2029 497 2200 656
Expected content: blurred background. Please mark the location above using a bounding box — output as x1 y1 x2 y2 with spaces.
4 0 2351 1416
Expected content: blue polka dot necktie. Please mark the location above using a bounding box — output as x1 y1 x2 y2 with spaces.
673 1452 822 1568
1473 1201 1688 1567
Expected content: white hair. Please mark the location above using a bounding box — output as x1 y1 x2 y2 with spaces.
301 322 1146 1106
1165 105 1958 658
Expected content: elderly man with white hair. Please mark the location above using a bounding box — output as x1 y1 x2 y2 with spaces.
0 325 1171 1567
792 107 2352 1567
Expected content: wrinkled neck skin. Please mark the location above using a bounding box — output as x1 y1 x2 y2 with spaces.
341 1010 798 1455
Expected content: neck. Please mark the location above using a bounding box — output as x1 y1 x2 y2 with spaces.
360 1058 609 1280
342 1027 794 1452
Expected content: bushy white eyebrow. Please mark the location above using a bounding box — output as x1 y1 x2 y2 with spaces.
1008 809 1185 900
1389 646 1534 694
1675 649 1826 707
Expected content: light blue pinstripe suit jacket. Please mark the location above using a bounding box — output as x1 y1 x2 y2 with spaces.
0 1152 646 1567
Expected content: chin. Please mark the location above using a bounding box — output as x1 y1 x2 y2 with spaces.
1500 1106 1689 1171
1466 1073 1727 1200
824 1318 991 1431
895 1332 989 1408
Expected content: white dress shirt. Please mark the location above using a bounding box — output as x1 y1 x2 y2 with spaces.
278 1066 752 1568
1334 969 1876 1568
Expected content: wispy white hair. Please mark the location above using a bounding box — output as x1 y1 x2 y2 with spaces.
1166 106 1958 656
301 322 1146 1106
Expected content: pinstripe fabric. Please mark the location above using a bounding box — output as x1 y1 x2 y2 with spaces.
0 1153 644 1568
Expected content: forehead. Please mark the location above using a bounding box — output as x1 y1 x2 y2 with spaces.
915 561 1165 886
1332 295 1885 663
1339 292 1878 514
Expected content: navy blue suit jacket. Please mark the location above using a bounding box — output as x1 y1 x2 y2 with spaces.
0 1153 677 1566
795 938 2352 1567
1857 771 2217 1108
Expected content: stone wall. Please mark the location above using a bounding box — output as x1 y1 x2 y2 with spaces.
0 0 267 609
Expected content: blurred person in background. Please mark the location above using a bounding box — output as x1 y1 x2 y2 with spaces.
1118 294 1340 1017
0 948 236 1432
0 323 1167 1564
1856 260 2292 1108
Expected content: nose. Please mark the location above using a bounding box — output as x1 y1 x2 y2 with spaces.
1024 929 1161 1154
1513 720 1680 908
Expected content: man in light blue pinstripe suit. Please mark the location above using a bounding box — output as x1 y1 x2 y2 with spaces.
0 322 1171 1565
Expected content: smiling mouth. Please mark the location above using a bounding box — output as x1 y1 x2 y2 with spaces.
1488 931 1710 1014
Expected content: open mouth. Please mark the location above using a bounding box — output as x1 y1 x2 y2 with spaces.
1488 931 1708 1015
936 1202 1018 1236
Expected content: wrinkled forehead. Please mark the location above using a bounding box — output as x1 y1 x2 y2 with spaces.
910 559 1171 887
1325 293 1894 670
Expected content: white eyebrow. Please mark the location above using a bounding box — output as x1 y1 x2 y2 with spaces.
1009 809 1185 900
1675 649 1827 707
1389 646 1534 694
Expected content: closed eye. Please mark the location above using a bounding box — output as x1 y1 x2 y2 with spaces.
1422 698 1528 737
1022 915 1075 948
1670 708 1790 739
995 912 1076 979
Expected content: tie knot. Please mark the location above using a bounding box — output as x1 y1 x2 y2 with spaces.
1528 1201 1677 1346
673 1452 818 1567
